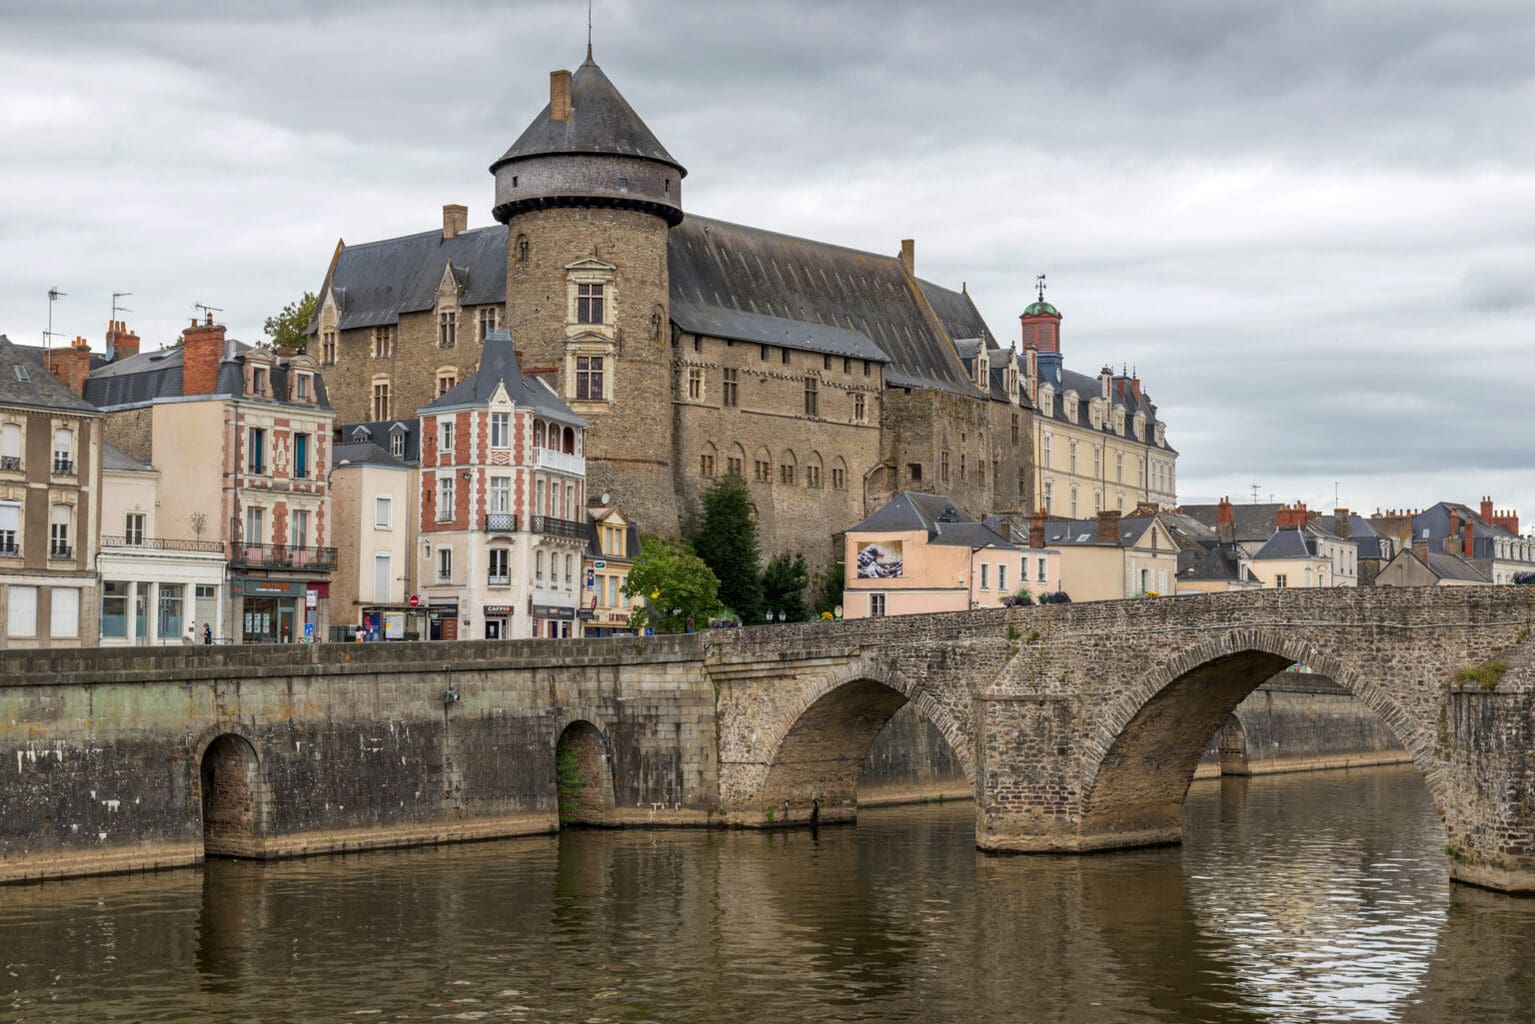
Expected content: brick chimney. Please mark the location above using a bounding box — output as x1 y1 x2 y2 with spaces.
182 313 226 396
899 239 914 276
1275 502 1309 530
442 204 467 240
106 320 140 361
1096 508 1122 544
1412 535 1430 560
45 336 92 396
550 69 572 122
1334 508 1350 540
1029 508 1046 549
1217 496 1235 543
1448 507 1460 546
1464 520 1475 559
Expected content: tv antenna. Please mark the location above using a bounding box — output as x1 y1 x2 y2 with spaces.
1250 484 1261 504
1334 481 1342 507
112 291 132 321
45 287 67 352
193 302 223 323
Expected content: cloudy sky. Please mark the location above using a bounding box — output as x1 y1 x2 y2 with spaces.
2 0 1531 523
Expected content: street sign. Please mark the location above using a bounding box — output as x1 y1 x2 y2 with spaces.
303 622 314 641
593 560 606 569
408 594 420 608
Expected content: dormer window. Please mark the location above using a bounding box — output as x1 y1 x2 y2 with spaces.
389 430 406 459
295 373 311 402
252 367 268 396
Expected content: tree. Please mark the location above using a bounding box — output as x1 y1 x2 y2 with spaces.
811 559 845 618
262 291 318 354
622 536 722 634
691 474 763 624
761 552 809 623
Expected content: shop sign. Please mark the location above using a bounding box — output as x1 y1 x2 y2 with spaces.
531 604 576 621
577 609 595 620
428 601 459 622
483 605 514 617
237 578 306 597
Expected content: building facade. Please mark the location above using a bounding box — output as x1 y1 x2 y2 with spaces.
329 431 420 640
0 335 103 649
582 504 640 636
309 51 1057 571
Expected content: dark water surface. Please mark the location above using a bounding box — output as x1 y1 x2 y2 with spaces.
4 766 1535 1023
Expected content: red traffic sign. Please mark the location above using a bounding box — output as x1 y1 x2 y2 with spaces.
408 594 421 608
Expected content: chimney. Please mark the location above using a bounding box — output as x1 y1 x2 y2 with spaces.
1096 508 1122 544
1334 508 1350 540
1217 496 1235 543
1029 508 1046 549
442 204 468 240
1134 501 1160 517
45 337 92 397
1412 536 1430 560
1464 520 1475 559
1275 502 1309 530
1448 507 1459 544
106 319 140 361
1481 496 1494 522
1099 366 1112 400
181 315 227 396
549 69 572 122
899 239 914 276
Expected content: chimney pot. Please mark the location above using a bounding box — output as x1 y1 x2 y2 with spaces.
442 203 468 240
550 69 573 122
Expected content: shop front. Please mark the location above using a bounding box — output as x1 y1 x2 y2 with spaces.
531 602 575 639
482 605 513 640
582 606 635 638
235 578 308 644
428 600 459 641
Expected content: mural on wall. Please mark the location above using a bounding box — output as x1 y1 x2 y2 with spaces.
856 541 903 579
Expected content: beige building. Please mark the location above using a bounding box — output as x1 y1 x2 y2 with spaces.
0 335 103 648
1376 543 1491 587
582 504 640 636
1040 511 1181 601
1243 529 1335 589
310 51 1036 573
330 428 420 640
98 443 227 644
843 492 1020 619
1020 298 1177 518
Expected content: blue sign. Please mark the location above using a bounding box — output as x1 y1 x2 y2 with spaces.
303 622 315 641
586 568 595 588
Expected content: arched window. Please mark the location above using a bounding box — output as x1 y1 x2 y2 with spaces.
699 442 717 479
533 421 546 449
778 449 797 487
562 427 575 455
516 235 529 262
831 455 848 491
805 451 824 489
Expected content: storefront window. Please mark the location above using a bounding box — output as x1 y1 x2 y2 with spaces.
101 581 128 638
158 584 184 639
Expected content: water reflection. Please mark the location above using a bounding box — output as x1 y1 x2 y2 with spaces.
2 767 1534 1022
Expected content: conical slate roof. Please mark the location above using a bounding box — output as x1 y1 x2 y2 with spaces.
491 55 685 175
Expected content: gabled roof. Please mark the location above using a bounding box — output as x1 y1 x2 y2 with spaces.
342 419 422 465
0 335 100 414
1035 360 1172 452
316 225 507 334
1180 503 1284 542
585 507 642 562
331 440 411 471
491 56 685 174
421 329 584 426
1179 545 1246 582
1252 528 1319 561
1396 547 1491 583
668 215 986 397
851 491 1015 549
83 337 331 411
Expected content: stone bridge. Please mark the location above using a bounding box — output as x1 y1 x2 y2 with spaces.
2 588 1532 892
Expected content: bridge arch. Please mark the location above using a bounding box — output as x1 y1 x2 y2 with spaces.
555 718 617 827
735 658 975 826
198 732 266 859
1076 630 1442 849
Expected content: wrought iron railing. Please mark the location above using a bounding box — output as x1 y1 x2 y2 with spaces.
531 515 586 540
0 536 17 557
100 535 225 553
0 456 20 472
52 457 74 475
229 543 337 571
49 543 74 559
487 573 510 586
483 512 518 533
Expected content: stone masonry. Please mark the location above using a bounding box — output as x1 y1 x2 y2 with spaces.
1 587 1532 894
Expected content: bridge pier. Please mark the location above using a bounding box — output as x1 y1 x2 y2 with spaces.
1440 688 1535 895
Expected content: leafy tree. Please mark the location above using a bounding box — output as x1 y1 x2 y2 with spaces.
262 291 317 354
622 536 722 633
761 552 809 622
811 559 845 618
691 474 763 624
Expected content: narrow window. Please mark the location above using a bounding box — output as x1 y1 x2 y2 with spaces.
52 428 74 475
803 377 818 416
687 367 703 400
722 368 739 407
437 476 455 522
478 307 499 341
372 381 391 420
124 512 146 545
293 433 309 479
869 593 886 618
853 392 866 421
575 355 604 400
247 428 266 474
49 504 72 558
576 283 605 324
438 547 452 580
438 310 458 348
490 412 510 448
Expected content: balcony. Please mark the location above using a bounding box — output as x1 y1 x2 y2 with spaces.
52 457 74 475
230 543 337 571
487 573 510 587
101 535 226 554
0 456 19 472
0 535 17 557
532 447 585 475
531 515 587 540
49 543 74 560
483 512 518 533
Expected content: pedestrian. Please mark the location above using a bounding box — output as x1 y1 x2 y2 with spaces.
202 622 213 645
354 626 365 643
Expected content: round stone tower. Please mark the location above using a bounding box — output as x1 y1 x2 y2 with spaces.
490 49 686 536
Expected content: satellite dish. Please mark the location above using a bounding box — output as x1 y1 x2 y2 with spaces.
600 492 611 504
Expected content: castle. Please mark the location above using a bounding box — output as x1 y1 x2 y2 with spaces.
309 48 1174 566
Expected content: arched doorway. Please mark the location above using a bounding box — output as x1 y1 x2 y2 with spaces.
200 734 263 859
555 721 616 827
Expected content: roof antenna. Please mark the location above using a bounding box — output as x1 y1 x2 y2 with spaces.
586 0 594 63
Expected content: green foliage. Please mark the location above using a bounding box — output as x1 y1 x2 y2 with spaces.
811 559 845 617
622 536 722 634
262 290 318 354
761 552 810 622
556 744 583 826
1453 659 1510 691
691 474 763 624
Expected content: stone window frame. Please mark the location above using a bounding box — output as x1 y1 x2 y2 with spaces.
372 325 395 359
567 337 613 405
831 457 847 491
803 376 819 417
0 417 24 472
371 376 392 420
779 450 797 487
805 451 824 489
436 367 459 398
1113 405 1126 435
437 416 456 456
564 258 618 332
721 367 739 408
686 366 704 402
476 306 500 342
318 292 340 366
48 500 75 559
1133 412 1146 440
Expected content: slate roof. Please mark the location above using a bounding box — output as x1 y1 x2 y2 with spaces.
1179 545 1247 582
341 419 421 465
585 513 642 563
1036 358 1173 453
669 300 888 362
1396 547 1491 583
1039 516 1158 548
491 56 685 175
8 341 110 374
1323 513 1391 560
100 442 151 472
421 329 584 426
83 338 331 411
331 440 410 471
851 491 1015 549
1252 529 1319 560
316 225 508 334
668 215 987 397
1180 503 1283 542
0 335 100 414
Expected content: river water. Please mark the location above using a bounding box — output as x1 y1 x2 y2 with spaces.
4 766 1535 1023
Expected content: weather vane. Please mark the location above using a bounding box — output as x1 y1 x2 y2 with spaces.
1035 273 1047 302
